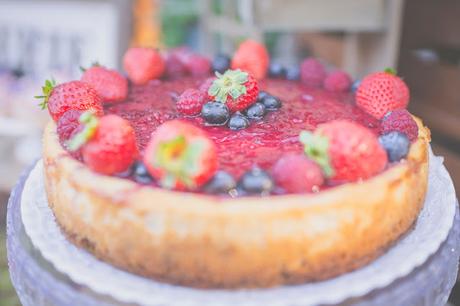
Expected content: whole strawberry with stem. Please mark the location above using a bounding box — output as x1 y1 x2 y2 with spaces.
208 69 259 112
67 112 138 175
143 120 218 190
123 47 165 85
300 120 387 182
356 68 410 119
231 39 269 80
81 65 128 103
37 80 103 122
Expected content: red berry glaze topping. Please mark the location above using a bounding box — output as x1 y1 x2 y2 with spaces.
143 120 218 190
68 112 138 175
300 58 326 87
231 40 269 80
323 71 352 92
37 80 104 122
81 65 128 103
381 109 418 142
301 120 387 182
208 69 259 112
176 89 208 116
356 69 410 119
272 154 324 193
123 48 165 85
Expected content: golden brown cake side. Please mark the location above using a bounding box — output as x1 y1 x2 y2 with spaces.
43 119 430 288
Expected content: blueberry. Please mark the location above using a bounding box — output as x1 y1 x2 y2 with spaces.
228 112 250 130
285 66 300 80
238 167 274 195
203 171 236 194
261 95 281 111
351 79 361 93
268 62 286 78
212 54 231 74
133 161 154 184
257 91 269 101
245 103 266 120
379 131 410 162
201 102 230 125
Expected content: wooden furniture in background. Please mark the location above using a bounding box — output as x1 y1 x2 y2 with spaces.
199 0 405 78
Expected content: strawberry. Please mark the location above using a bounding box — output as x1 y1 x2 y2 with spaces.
300 120 387 182
143 120 218 190
81 65 128 103
323 70 352 92
300 58 326 87
272 154 324 193
37 80 103 122
67 112 138 175
208 69 259 112
356 69 410 119
176 88 208 115
185 54 211 77
381 109 418 142
123 48 165 85
231 39 269 80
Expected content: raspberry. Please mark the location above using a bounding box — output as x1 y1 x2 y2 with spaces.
176 89 208 115
381 109 418 142
300 58 326 87
272 154 324 193
185 54 211 77
323 71 352 92
57 109 84 145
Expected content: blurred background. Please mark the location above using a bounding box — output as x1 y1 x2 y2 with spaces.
0 0 459 305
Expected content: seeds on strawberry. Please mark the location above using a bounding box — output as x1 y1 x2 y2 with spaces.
356 69 410 119
272 154 324 193
143 120 218 190
231 39 269 80
37 80 103 122
123 48 165 85
208 69 259 112
67 112 138 175
176 89 208 116
81 65 128 103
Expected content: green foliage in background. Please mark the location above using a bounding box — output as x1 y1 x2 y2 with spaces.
161 0 199 47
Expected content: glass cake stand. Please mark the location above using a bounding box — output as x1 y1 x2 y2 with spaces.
6 163 460 306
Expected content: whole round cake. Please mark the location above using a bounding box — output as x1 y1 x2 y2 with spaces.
40 41 430 288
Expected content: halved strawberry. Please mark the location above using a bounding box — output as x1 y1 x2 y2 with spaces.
300 120 387 182
67 112 138 175
143 120 218 190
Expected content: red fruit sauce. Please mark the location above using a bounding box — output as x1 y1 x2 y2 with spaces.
105 78 380 179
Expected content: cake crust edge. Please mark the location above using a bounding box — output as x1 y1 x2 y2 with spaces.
42 118 430 288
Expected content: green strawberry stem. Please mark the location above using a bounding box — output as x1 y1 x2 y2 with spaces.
208 69 248 103
35 79 57 109
67 111 99 151
299 131 334 178
384 67 397 75
155 136 206 189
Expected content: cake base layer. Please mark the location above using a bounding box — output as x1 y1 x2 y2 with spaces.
42 118 430 288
